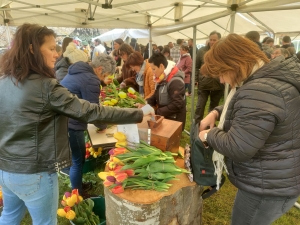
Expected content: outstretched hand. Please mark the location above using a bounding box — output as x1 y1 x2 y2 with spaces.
199 110 218 131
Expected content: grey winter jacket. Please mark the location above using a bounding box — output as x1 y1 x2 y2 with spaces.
207 55 300 196
0 74 143 174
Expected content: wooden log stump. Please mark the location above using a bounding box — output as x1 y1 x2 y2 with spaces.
105 158 203 225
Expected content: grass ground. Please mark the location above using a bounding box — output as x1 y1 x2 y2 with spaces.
20 93 300 224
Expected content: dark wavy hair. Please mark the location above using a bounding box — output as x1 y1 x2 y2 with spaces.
0 23 57 84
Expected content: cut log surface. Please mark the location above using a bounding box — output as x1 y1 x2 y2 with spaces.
105 158 203 225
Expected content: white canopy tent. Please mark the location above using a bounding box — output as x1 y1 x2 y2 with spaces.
0 0 300 45
1 0 300 122
92 28 176 45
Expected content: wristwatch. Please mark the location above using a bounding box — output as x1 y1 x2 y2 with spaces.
203 133 209 148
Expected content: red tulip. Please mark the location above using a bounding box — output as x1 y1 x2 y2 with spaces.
112 185 124 194
64 206 71 212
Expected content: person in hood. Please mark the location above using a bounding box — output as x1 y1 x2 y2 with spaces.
198 33 300 225
60 54 114 197
176 45 192 96
146 53 186 130
55 42 88 82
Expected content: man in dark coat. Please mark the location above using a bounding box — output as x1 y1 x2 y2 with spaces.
194 31 224 123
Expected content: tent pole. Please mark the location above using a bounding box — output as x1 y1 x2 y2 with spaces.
190 26 197 123
4 11 11 48
224 7 236 102
148 25 152 58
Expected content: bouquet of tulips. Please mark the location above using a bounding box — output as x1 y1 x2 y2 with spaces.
84 131 103 160
57 189 100 225
98 134 189 194
100 80 145 108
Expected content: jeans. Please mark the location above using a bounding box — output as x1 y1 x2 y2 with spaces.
0 170 58 225
231 189 298 225
194 89 224 123
185 83 191 94
69 129 85 195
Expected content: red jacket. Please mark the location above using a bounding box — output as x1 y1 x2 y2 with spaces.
176 54 192 83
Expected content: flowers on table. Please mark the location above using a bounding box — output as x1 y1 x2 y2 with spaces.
98 132 189 194
57 189 100 225
100 83 146 108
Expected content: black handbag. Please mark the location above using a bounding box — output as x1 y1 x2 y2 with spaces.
186 121 225 199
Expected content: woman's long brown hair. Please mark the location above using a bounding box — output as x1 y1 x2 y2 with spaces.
201 33 269 86
0 23 56 84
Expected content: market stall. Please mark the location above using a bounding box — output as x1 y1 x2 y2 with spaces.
87 114 202 225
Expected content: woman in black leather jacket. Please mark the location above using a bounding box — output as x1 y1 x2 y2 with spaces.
0 23 153 225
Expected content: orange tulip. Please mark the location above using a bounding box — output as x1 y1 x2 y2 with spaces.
113 147 127 156
124 169 135 177
115 173 128 182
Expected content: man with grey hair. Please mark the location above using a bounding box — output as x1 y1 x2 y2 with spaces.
194 31 224 123
60 53 115 197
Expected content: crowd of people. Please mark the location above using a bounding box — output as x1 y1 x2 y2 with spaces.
0 23 300 225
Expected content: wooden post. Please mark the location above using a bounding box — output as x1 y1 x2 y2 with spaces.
105 173 203 225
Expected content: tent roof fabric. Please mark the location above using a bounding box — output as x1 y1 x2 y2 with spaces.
1 0 300 41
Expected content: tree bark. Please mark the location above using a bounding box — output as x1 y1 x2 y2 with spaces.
105 173 203 225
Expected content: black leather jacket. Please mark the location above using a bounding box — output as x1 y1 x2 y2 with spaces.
0 74 143 174
208 56 300 196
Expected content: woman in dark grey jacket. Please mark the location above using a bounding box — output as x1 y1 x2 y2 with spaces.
0 24 153 225
199 34 300 225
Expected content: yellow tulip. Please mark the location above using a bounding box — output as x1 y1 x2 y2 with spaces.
111 99 118 104
112 157 124 165
65 210 76 220
98 172 110 180
118 91 127 99
57 208 67 217
78 196 83 202
128 87 136 94
115 141 127 148
93 152 98 158
66 196 76 207
113 132 126 142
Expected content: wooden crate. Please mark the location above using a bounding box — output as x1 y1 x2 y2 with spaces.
137 115 182 154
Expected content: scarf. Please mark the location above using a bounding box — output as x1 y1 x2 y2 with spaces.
213 60 265 189
136 61 146 87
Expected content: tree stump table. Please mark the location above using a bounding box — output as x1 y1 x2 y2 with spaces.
104 158 203 225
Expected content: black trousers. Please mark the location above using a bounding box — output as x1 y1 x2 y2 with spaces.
194 89 224 123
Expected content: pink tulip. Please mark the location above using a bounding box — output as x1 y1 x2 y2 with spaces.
112 185 124 194
104 180 114 187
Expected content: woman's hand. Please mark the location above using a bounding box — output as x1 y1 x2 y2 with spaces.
199 110 219 131
135 103 145 109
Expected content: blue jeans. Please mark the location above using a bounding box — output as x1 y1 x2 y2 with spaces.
231 189 298 225
68 129 85 195
0 170 58 225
